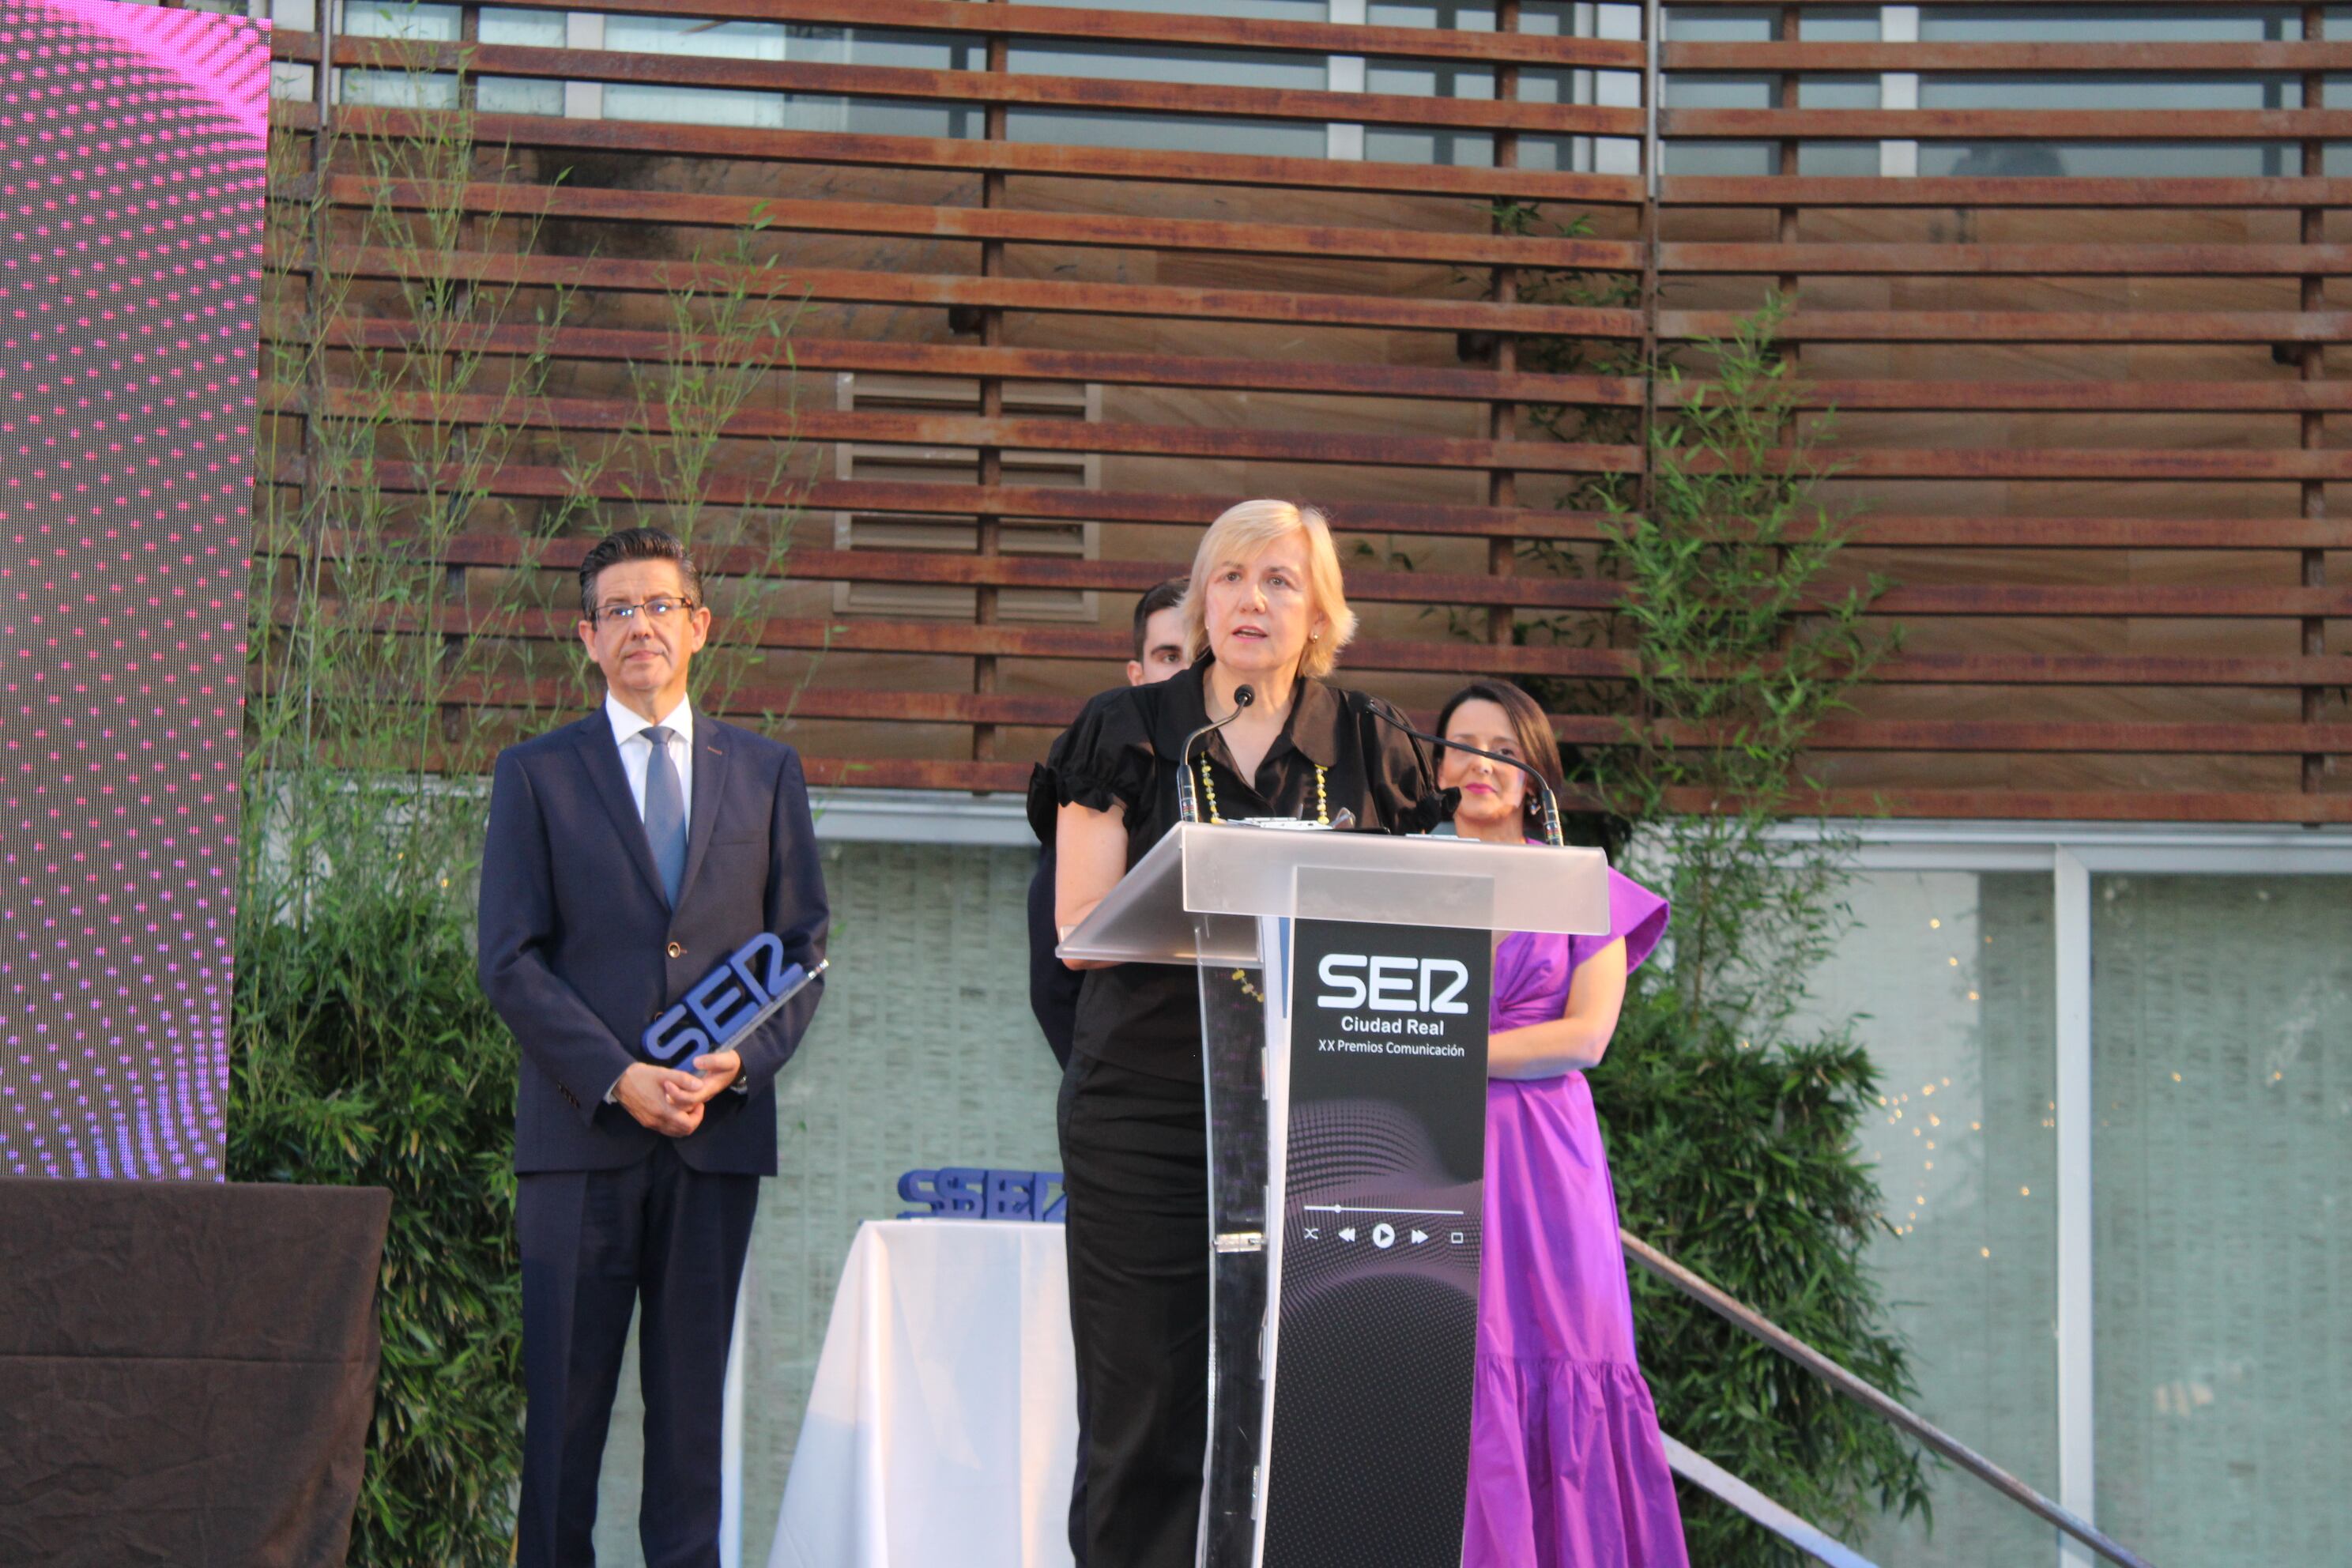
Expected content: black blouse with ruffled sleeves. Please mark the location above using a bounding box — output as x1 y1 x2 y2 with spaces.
1025 658 1447 1084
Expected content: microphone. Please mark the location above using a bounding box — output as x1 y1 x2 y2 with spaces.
1175 684 1254 824
1362 703 1566 848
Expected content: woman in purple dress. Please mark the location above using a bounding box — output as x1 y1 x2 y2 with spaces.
1433 680 1690 1568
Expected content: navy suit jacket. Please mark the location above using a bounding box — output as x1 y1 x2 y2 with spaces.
478 709 830 1176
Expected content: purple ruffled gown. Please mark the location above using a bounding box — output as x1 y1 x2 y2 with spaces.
1463 866 1689 1568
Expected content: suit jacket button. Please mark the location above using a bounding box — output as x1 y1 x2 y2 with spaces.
666 940 684 959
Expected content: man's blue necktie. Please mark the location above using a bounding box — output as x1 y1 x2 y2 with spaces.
642 725 687 906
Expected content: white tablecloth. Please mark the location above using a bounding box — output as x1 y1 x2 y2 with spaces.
768 1219 1078 1568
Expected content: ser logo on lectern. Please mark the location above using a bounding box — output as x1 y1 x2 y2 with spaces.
1314 953 1471 1015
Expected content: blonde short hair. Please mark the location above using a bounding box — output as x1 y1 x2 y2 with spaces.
1179 500 1359 680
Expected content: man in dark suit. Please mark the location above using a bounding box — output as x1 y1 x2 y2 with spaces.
478 526 828 1568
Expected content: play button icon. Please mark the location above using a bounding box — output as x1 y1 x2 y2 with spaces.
1371 1222 1396 1250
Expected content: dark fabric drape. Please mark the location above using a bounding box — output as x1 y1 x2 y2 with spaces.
0 1178 389 1568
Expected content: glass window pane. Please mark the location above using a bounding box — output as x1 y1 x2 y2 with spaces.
1800 74 1881 110
1802 6 1880 42
478 7 564 48
1008 107 1326 157
1917 74 2301 111
340 70 459 108
1662 74 1776 110
1662 140 1777 176
1920 6 2301 43
477 76 562 116
1363 126 1494 165
1368 2 1495 28
1028 0 1325 16
1799 141 1881 177
1917 141 2294 179
607 16 783 61
341 0 458 40
2090 874 2352 1562
1366 59 1495 99
1800 870 2060 1567
1664 6 1775 43
1011 41 1325 91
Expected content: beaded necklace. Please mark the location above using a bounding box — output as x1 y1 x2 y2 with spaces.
1195 757 1328 826
1200 705 1325 1008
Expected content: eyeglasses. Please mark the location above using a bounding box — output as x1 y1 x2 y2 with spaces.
590 596 699 626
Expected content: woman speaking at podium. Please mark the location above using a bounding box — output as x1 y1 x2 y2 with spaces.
1432 680 1689 1568
1032 499 1444 1568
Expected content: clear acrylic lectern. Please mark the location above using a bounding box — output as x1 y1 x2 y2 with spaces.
1059 822 1608 1568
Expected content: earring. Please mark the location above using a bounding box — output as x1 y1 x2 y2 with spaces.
1310 629 1321 641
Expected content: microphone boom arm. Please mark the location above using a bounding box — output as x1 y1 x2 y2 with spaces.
1175 684 1255 824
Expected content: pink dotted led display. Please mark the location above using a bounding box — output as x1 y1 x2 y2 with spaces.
0 0 266 1179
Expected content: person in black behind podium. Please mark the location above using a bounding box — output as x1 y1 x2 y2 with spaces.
1027 574 1189 1073
1034 499 1446 1568
477 526 828 1568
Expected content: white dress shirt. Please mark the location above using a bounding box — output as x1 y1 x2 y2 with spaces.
605 691 694 834
601 692 742 1101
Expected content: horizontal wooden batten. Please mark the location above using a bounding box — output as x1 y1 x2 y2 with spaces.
1865 584 2352 619
347 676 2352 758
285 464 1619 544
327 177 1646 271
1658 176 2352 209
1659 311 2352 345
1660 243 2352 278
293 454 2352 552
1698 382 2352 416
300 245 1645 340
288 0 1650 70
270 534 2350 620
279 104 1649 205
1834 516 2352 550
268 599 2352 690
294 316 1645 409
803 759 1036 793
274 535 1622 610
1663 109 2352 141
1863 654 2352 688
272 387 1643 476
1664 40 2352 74
275 598 1636 678
1774 790 2352 826
304 34 1642 138
1737 450 2352 483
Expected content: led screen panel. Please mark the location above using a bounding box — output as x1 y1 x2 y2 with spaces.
0 0 267 1178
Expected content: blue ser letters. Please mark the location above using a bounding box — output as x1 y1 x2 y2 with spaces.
643 933 807 1064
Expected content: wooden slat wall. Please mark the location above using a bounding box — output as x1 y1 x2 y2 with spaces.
261 1 2352 822
1660 0 2346 821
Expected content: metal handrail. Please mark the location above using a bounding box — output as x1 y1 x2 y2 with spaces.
1623 1229 2157 1568
1660 1435 1879 1568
